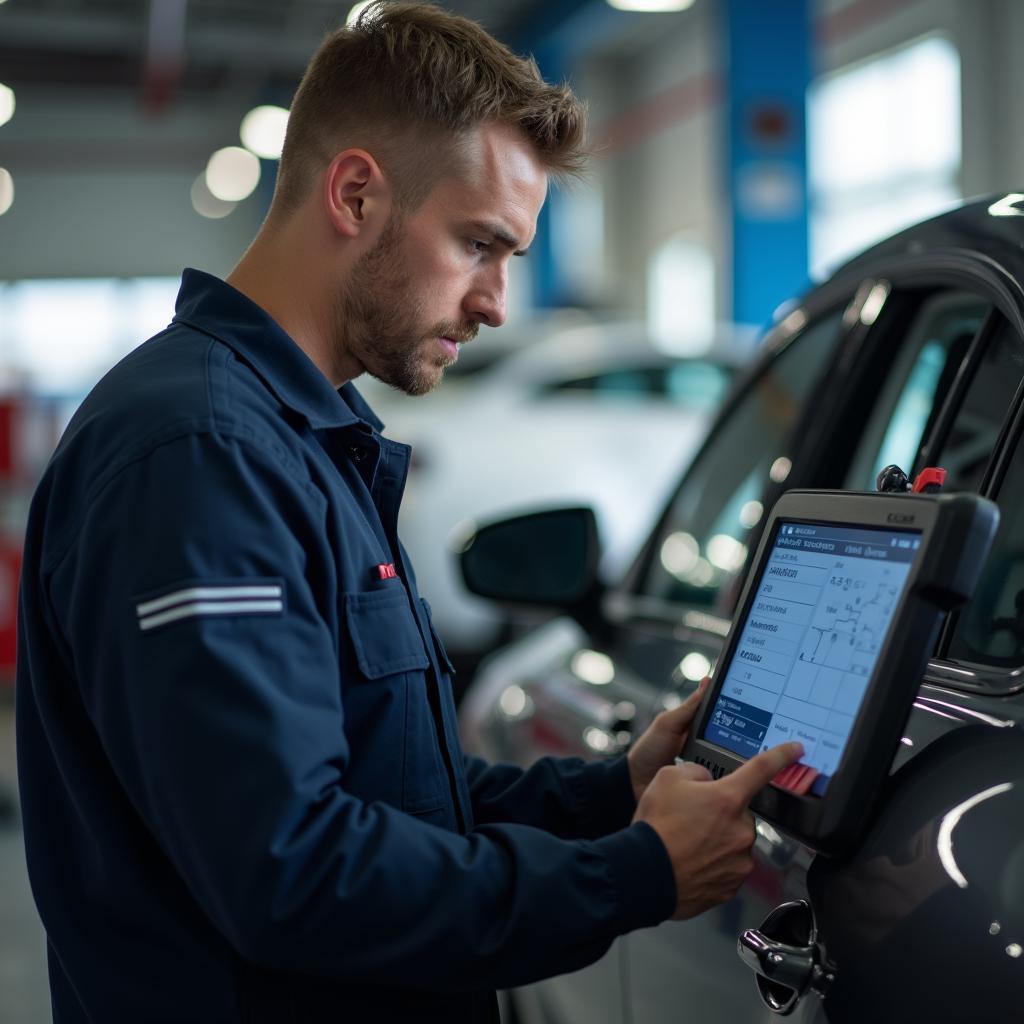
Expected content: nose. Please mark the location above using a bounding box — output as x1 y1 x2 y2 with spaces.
464 266 508 329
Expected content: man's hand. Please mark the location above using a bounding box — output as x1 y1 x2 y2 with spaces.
634 741 803 920
627 678 709 804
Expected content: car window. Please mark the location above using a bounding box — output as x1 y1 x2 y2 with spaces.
947 442 1024 667
541 367 659 398
926 318 1024 492
843 293 989 491
942 324 1024 668
638 310 844 611
541 361 731 412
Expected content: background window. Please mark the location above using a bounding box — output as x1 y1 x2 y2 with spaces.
808 35 962 279
0 277 179 395
646 235 715 356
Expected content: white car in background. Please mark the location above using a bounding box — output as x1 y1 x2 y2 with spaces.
377 321 753 674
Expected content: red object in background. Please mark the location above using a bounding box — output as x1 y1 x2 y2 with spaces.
0 540 20 686
0 395 65 687
0 402 14 481
0 396 65 485
0 394 70 687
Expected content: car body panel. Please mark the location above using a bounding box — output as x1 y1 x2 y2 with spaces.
809 721 1024 1023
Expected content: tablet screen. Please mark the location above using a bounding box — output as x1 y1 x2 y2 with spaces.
701 520 921 795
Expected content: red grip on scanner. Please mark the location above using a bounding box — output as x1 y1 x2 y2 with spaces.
912 467 946 493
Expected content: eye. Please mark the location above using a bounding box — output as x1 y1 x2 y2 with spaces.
468 238 490 255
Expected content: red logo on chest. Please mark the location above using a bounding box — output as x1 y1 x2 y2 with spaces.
376 563 398 580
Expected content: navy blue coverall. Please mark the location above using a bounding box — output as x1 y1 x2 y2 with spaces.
16 269 675 1022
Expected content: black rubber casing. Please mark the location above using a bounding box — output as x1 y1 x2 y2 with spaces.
682 489 999 857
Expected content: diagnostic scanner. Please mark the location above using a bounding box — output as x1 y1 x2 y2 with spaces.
681 489 999 856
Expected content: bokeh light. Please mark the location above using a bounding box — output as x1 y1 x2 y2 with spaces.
0 169 13 217
240 105 289 160
191 173 236 219
0 84 15 129
205 146 260 203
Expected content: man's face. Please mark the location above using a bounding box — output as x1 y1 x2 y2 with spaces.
336 122 548 396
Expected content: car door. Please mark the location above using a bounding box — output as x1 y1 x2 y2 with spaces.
804 308 1024 1024
614 296 867 1024
623 272 1024 1022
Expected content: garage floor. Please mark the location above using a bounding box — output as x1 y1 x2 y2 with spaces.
0 694 51 1023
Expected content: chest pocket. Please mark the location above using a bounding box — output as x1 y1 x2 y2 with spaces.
343 589 447 814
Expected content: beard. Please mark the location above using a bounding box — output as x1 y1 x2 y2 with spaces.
334 213 477 397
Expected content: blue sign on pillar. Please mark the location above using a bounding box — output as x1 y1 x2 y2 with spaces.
725 0 812 327
530 41 567 309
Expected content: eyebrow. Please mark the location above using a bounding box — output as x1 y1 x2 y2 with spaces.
470 220 529 257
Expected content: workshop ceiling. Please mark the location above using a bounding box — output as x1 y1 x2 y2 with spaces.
0 0 548 103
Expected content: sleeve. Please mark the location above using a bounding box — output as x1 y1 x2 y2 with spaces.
49 431 676 992
464 754 639 840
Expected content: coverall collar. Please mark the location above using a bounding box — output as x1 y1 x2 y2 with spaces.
172 267 385 433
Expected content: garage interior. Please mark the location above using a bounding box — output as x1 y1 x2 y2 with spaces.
2 0 1024 1019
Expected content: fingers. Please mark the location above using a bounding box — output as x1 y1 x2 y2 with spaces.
722 741 804 802
659 677 710 734
675 761 713 782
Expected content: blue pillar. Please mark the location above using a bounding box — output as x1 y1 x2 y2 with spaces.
725 0 812 327
530 43 565 309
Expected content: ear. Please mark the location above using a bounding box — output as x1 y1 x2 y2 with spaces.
323 149 391 240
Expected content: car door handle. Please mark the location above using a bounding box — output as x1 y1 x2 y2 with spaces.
737 928 815 995
737 900 835 1015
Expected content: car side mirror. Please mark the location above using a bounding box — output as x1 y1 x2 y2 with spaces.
458 506 601 609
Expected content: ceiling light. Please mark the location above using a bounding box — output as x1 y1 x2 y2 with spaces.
240 105 289 160
606 0 695 11
191 173 236 219
0 169 12 216
0 84 15 128
205 146 260 203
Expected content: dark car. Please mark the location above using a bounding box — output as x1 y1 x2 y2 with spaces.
458 194 1024 1023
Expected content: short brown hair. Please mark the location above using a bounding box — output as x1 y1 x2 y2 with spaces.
272 1 587 216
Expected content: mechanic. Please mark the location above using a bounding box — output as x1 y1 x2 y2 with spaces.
16 4 801 1022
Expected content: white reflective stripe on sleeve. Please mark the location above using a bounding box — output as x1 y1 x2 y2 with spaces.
136 585 283 617
138 600 284 632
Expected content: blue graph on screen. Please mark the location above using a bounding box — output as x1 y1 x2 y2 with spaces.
704 521 917 781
